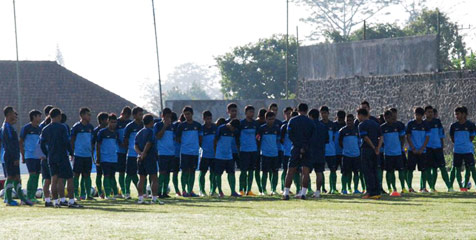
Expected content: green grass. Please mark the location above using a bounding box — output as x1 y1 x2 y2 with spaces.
1 171 476 240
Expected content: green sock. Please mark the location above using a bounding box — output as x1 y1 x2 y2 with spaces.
111 177 118 195
293 172 301 193
142 177 147 195
261 172 268 193
464 167 471 188
27 174 34 199
255 171 262 193
33 174 40 198
330 171 337 192
456 167 463 188
14 181 27 202
407 170 414 189
322 174 326 191
85 176 92 197
5 180 13 202
391 172 397 190
181 172 188 193
247 170 254 192
187 171 195 194
271 171 278 192
96 174 103 196
421 170 427 189
360 172 366 191
341 174 346 192
281 170 286 191
209 172 215 194
103 178 111 198
399 170 406 190
172 172 180 194
73 176 80 198
199 171 206 193
119 173 126 195
125 174 132 195
158 175 164 195
377 169 383 191
163 174 170 195
386 172 392 191
450 167 457 188
439 167 450 189
228 173 236 194
80 177 86 197
353 172 359 191
216 174 223 193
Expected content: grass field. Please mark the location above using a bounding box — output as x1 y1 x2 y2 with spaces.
1 171 476 240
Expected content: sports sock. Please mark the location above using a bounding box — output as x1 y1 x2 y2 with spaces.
158 175 164 195
85 176 92 197
80 177 86 197
73 176 80 198
464 167 471 188
353 172 359 191
407 170 414 189
399 170 406 190
96 174 103 196
180 172 188 193
330 171 337 192
111 177 119 195
470 166 476 188
209 172 215 193
261 172 268 193
341 173 346 192
216 174 223 193
187 171 196 194
199 171 206 193
103 177 111 198
301 187 307 196
283 187 290 196
360 172 366 191
228 173 236 193
271 171 278 192
239 171 246 192
322 174 326 191
5 180 13 202
27 174 34 200
281 170 287 191
163 174 170 195
247 170 254 192
456 167 463 188
125 174 132 195
172 172 180 193
119 173 126 194
255 171 262 193
439 166 451 189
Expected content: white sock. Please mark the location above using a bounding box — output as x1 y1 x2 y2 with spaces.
60 197 66 202
301 188 308 196
283 188 290 196
45 197 51 203
69 199 75 204
138 196 143 201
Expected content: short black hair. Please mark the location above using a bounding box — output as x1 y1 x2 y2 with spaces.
265 111 275 119
415 107 425 116
182 106 193 114
308 109 319 119
297 103 308 113
143 114 154 125
79 107 91 116
258 108 267 118
162 108 172 116
455 106 468 115
179 113 185 122
49 108 62 119
384 110 393 118
61 113 67 123
357 108 369 116
424 105 433 112
132 107 144 116
29 110 42 121
346 114 355 119
433 108 438 114
44 105 54 116
390 108 397 113
291 111 298 117
361 101 370 108
203 110 212 118
97 112 109 123
319 106 329 113
337 110 346 119
229 119 240 128
122 106 132 115
3 106 14 117
268 103 278 109
109 113 117 121
227 103 238 110
283 107 293 113
245 105 255 112
171 112 178 122
215 117 226 126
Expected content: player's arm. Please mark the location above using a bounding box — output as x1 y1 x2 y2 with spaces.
141 142 152 161
155 122 167 139
449 125 455 143
134 143 142 160
176 125 182 144
280 125 286 144
123 125 131 149
406 133 416 153
40 130 48 156
19 128 25 163
338 131 344 149
3 127 19 164
96 141 101 165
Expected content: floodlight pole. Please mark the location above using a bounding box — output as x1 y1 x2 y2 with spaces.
285 0 289 100
151 0 164 112
13 0 22 126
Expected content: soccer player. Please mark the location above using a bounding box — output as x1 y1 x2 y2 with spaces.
424 105 451 192
282 103 315 200
268 103 283 193
171 112 182 196
334 110 348 192
320 106 339 194
280 107 295 193
358 108 383 199
116 106 132 197
255 108 267 194
40 108 82 208
38 105 53 206
381 110 405 197
134 114 162 204
257 112 281 195
308 109 328 198
176 106 203 197
406 107 430 193
390 108 408 193
39 105 54 129
214 119 241 197
123 107 144 199
92 112 109 199
199 111 216 197
19 110 44 202
1 107 33 206
339 114 361 194
71 107 95 200
449 106 476 192
225 103 240 171
239 105 259 196
96 114 119 200
154 108 175 198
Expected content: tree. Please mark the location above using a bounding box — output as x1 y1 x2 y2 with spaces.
56 44 65 67
295 0 400 41
401 0 428 23
215 35 297 100
326 23 407 43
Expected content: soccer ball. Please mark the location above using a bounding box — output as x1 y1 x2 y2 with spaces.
90 187 98 197
36 188 44 198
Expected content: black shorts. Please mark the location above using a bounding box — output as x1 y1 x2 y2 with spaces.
282 156 290 171
170 156 180 172
101 162 117 176
289 147 312 169
96 164 103 175
73 156 92 174
233 153 240 169
41 159 51 180
138 158 158 176
199 157 214 172
453 153 475 168
335 155 343 168
326 156 337 171
384 155 404 171
4 159 20 177
117 153 127 173
379 152 385 169
239 151 259 171
126 156 138 175
159 155 174 173
50 160 73 179
313 162 326 173
426 148 446 168
407 152 427 171
342 156 360 174
214 159 235 175
401 151 408 169
25 158 41 173
261 156 279 172
181 154 198 170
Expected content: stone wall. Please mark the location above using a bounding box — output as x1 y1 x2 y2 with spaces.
298 71 476 153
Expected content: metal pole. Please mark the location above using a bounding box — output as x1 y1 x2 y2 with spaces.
13 0 21 126
363 20 366 40
436 9 441 72
285 0 289 100
151 0 164 112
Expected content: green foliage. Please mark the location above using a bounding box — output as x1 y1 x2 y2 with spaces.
326 23 407 43
464 52 476 70
215 34 297 100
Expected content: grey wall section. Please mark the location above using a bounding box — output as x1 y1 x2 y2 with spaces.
166 100 298 122
298 70 476 153
299 35 438 80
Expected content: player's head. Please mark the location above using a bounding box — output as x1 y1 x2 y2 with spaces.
268 103 278 114
319 106 329 120
384 110 393 123
43 105 54 117
308 109 319 120
228 119 240 132
414 107 425 121
162 107 172 119
182 106 193 122
297 103 308 114
360 101 370 111
3 106 17 124
258 108 267 120
202 110 212 124
390 107 398 121
283 107 293 120
433 108 438 118
132 106 144 122
97 112 109 126
227 103 238 119
79 107 91 122
215 117 226 127
29 109 42 124
49 108 62 123
424 105 434 120
61 113 67 124
346 114 355 127
121 106 132 119
171 112 178 122
454 106 468 121
108 113 118 129
143 114 155 127
356 108 369 122
245 105 255 119
337 110 346 121
265 111 275 126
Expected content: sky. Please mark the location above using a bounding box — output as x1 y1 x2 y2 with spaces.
0 0 475 107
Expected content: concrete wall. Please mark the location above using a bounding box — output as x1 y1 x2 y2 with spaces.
165 99 298 122
299 35 438 80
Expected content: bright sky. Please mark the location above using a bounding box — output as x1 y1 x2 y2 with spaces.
0 0 474 107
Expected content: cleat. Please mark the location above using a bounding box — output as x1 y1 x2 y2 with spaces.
322 189 328 194
262 191 268 196
152 199 165 205
270 191 278 196
21 199 34 206
362 194 371 199
54 202 61 208
420 188 429 193
312 192 321 198
299 195 306 200
6 200 19 206
448 188 456 192
100 194 105 199
80 196 86 201
259 192 265 196
175 192 182 197
460 188 468 192
353 190 362 194
124 194 132 200
231 192 241 197
199 192 207 197
137 199 148 204
430 189 438 193
390 191 401 197
60 201 69 206
294 193 302 199
239 191 245 196
68 202 83 208
282 195 290 200
182 192 190 197
219 192 225 198
401 188 408 194
209 192 217 197
246 191 257 196
189 192 199 197
369 195 382 200
306 190 314 197
409 188 416 193
30 198 40 204
87 196 96 201
115 194 124 199
163 194 171 198
106 197 116 200
45 201 54 207
341 190 348 195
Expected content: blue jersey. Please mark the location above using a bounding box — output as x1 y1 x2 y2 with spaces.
215 125 236 160
358 119 382 149
176 121 202 156
135 127 157 162
321 120 337 157
40 122 72 163
1 122 20 161
97 128 119 163
287 115 315 151
201 124 217 159
450 121 476 154
20 123 44 159
225 118 239 154
406 120 430 152
381 122 405 156
116 118 131 154
339 126 360 158
257 124 280 157
154 121 176 156
124 121 144 157
239 119 259 152
71 122 94 157
280 121 292 157
425 118 445 149
334 121 346 155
